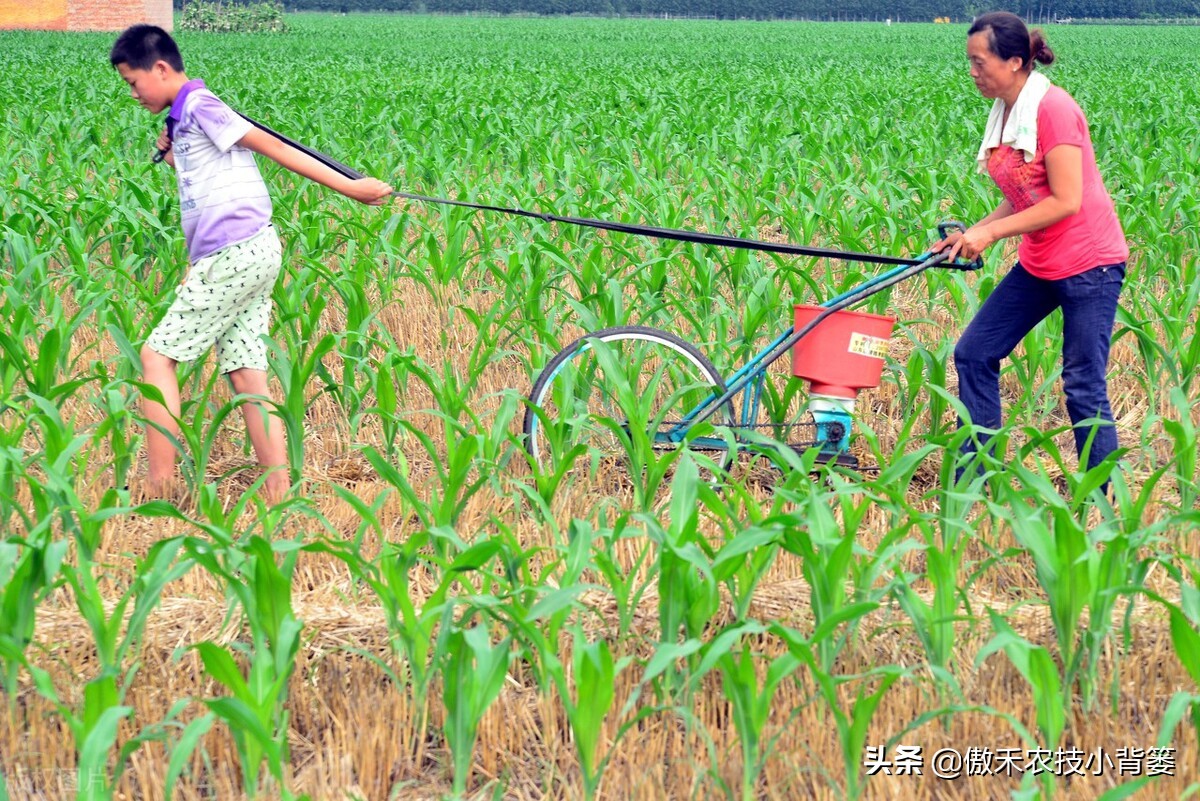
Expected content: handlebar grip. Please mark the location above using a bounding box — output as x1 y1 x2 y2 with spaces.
949 257 984 271
937 219 984 271
937 220 966 240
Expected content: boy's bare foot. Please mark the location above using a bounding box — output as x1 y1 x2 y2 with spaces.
261 472 292 506
134 475 179 503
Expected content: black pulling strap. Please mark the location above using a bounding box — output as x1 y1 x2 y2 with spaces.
158 113 929 268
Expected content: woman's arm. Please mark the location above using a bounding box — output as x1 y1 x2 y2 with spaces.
942 144 1083 262
976 199 1014 229
236 126 393 205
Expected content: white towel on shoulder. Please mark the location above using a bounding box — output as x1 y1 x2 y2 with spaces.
976 70 1052 174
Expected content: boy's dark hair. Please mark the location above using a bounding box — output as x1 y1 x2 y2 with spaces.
110 25 184 72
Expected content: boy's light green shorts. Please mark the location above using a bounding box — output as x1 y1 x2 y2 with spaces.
147 225 282 374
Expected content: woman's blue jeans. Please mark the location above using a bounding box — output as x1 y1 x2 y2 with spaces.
953 261 1125 473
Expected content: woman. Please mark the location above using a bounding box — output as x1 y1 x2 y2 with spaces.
934 11 1128 477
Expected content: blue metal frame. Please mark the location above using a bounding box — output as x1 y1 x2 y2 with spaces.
656 251 951 454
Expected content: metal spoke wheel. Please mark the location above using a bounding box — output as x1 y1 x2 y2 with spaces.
524 326 736 481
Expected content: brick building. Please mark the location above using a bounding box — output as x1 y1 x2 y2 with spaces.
0 0 173 31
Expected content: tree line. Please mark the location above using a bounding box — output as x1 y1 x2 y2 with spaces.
270 0 1199 19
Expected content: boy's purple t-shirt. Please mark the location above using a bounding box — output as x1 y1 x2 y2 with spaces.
167 79 272 262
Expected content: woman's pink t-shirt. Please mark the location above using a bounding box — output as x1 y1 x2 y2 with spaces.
985 85 1128 280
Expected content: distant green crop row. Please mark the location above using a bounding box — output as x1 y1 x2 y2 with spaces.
1 15 1199 800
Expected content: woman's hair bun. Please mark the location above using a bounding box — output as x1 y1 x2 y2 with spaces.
1030 29 1056 66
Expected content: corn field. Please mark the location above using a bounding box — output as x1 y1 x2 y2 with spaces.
1 14 1199 801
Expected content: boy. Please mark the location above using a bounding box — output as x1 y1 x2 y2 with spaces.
110 24 393 501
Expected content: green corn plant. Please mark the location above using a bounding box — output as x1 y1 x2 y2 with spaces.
0 443 19 531
0 328 96 407
1144 691 1198 799
492 514 597 677
162 711 218 801
441 621 513 800
360 349 417 459
638 455 721 699
0 353 23 416
4 652 198 801
344 528 506 768
512 622 628 801
359 398 519 542
191 639 298 800
428 211 482 294
453 290 527 371
288 249 393 433
771 614 902 801
1113 260 1200 401
891 536 968 693
323 326 373 431
565 633 624 801
1006 327 1068 427
357 442 422 525
1114 302 1181 406
0 497 204 799
379 352 523 529
390 405 488 529
767 471 914 674
991 450 1154 713
1158 386 1199 511
767 478 855 675
1137 561 1200 799
711 522 783 624
0 532 67 702
6 17 1200 800
126 375 226 494
264 333 340 482
25 537 198 801
558 276 643 334
975 612 1065 799
588 522 655 640
21 394 92 502
114 496 331 796
90 378 140 492
516 416 593 512
576 338 717 514
488 245 561 351
13 405 124 561
864 442 976 686
1 446 54 538
61 537 193 679
272 259 333 354
694 622 802 801
100 320 147 383
885 333 955 441
485 515 635 797
182 535 306 799
327 481 393 555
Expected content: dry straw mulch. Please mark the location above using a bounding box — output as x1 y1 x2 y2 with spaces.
4 248 1197 800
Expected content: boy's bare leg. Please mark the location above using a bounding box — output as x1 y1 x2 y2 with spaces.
140 344 182 495
228 367 290 502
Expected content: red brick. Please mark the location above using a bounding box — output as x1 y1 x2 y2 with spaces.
1 0 172 31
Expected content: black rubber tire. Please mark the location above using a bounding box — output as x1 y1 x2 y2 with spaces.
523 325 735 476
